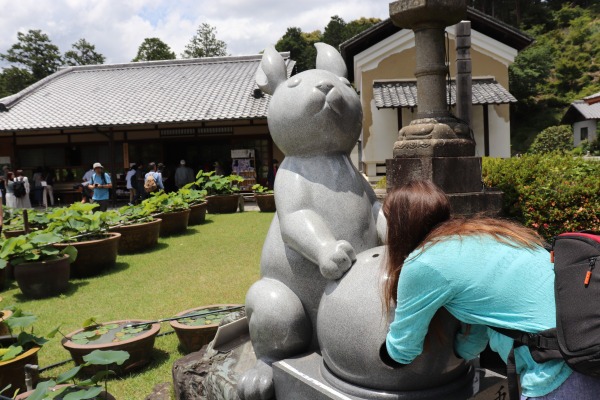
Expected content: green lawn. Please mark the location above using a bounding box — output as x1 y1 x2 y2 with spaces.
1 212 274 399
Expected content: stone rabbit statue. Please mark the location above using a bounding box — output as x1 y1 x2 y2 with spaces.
237 43 386 399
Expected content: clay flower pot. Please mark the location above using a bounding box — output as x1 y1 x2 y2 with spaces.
109 218 161 254
254 194 276 212
0 309 13 336
3 229 26 238
170 304 243 353
206 194 240 214
188 202 208 225
0 336 40 396
62 319 161 376
156 209 190 236
13 255 70 298
15 384 115 400
0 265 7 291
53 233 121 278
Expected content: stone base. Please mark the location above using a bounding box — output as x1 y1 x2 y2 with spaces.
386 157 483 194
171 339 510 400
273 352 508 400
447 190 503 217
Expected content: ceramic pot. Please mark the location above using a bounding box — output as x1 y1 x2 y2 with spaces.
3 229 26 238
13 255 70 298
254 194 276 212
53 233 121 278
170 304 243 353
188 202 208 225
156 209 190 236
109 218 161 254
62 319 161 376
0 336 40 396
206 195 240 214
15 384 115 400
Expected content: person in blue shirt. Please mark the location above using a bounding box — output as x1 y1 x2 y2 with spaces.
382 180 600 400
88 162 112 212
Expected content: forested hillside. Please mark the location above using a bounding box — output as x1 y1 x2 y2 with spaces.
471 1 600 152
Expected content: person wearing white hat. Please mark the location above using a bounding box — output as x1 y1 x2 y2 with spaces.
174 159 195 189
88 162 112 211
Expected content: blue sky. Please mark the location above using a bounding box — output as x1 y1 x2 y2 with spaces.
0 0 390 66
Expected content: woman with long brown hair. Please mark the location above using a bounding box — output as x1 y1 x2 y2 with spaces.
382 181 599 399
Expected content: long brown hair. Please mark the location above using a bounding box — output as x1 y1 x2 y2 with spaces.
381 180 543 316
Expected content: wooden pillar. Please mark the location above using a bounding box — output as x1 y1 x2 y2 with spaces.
483 104 490 157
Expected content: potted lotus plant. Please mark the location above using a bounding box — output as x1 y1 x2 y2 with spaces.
141 191 190 236
0 306 61 397
62 316 160 376
0 231 77 298
198 171 244 214
252 184 276 212
14 349 129 400
106 204 161 254
45 203 120 278
179 185 208 225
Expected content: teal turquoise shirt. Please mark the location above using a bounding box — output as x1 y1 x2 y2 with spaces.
386 235 572 397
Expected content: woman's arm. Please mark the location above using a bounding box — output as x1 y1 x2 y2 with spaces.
454 324 489 360
386 260 454 364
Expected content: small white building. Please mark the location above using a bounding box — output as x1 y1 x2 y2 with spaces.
340 8 534 179
561 92 600 147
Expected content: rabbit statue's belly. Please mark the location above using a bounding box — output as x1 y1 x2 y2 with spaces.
317 246 470 392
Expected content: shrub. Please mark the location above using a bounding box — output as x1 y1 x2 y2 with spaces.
482 153 600 240
528 125 573 154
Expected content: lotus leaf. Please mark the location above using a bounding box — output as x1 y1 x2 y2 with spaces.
82 349 130 366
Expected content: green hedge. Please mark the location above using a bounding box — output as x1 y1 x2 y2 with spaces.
482 153 600 240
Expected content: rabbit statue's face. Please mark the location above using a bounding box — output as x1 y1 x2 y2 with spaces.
256 43 363 157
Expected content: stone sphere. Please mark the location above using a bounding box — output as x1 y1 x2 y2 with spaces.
317 246 469 392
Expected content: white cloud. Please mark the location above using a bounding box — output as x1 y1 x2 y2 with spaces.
0 0 390 66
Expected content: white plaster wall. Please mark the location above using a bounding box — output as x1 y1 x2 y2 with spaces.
573 120 598 147
488 105 511 158
364 100 398 165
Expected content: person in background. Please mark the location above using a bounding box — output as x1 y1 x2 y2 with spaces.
144 162 164 198
125 163 137 205
0 165 8 205
213 161 225 176
88 162 112 212
174 159 195 189
13 170 32 209
267 159 279 189
42 168 55 208
134 162 145 204
0 188 3 235
82 165 94 183
32 166 44 206
4 171 16 209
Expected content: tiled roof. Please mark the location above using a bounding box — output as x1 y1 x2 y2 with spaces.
0 54 294 132
583 92 600 101
373 79 516 109
562 100 600 125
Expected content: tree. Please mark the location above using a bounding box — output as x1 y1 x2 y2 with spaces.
182 23 228 58
132 38 176 62
322 15 347 49
276 27 314 72
0 29 62 81
528 125 573 154
508 44 552 101
64 38 105 66
0 66 34 97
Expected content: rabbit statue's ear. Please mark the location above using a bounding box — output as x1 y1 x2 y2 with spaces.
315 43 348 78
256 45 287 95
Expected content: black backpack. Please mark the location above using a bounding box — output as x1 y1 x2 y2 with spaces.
13 178 26 198
491 231 600 399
